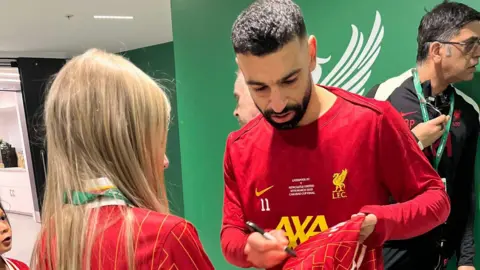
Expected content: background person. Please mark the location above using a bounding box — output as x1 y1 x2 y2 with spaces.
367 2 480 270
233 70 260 127
0 202 28 270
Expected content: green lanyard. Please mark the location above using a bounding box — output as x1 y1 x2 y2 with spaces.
412 70 455 170
63 187 132 206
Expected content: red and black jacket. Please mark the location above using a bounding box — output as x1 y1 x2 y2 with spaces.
367 69 478 268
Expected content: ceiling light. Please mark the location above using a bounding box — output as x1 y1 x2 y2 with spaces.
94 15 134 20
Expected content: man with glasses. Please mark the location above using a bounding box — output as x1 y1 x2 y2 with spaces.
367 2 480 269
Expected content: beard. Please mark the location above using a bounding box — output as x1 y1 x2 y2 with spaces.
259 81 312 130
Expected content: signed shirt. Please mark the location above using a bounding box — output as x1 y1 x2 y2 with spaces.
283 215 371 270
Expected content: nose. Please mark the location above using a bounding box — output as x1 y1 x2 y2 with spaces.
0 222 9 234
471 53 480 65
163 155 169 169
473 45 480 58
233 107 239 117
270 88 287 113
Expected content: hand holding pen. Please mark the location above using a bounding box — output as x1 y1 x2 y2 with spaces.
244 221 296 269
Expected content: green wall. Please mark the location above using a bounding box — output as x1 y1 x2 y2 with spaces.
171 1 480 269
121 42 184 217
171 2 247 268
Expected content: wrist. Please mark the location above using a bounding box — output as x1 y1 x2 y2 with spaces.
417 140 425 150
410 131 425 150
358 206 386 247
242 242 255 268
411 130 420 142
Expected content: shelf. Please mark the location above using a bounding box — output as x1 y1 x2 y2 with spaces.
0 168 26 172
0 106 16 112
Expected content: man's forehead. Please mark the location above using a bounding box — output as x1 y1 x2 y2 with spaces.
234 73 247 92
235 72 245 84
238 60 301 85
237 40 307 82
458 21 480 38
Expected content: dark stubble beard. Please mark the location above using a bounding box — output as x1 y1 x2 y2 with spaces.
259 80 312 130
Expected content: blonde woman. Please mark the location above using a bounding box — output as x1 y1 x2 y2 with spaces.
31 49 214 270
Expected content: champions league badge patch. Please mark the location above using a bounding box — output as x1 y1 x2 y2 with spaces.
283 215 368 270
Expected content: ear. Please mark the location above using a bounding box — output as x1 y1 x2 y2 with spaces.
235 57 239 65
429 42 443 64
308 35 317 72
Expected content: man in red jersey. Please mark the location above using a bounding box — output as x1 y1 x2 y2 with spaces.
220 0 451 269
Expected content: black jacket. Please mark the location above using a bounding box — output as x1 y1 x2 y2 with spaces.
367 69 478 268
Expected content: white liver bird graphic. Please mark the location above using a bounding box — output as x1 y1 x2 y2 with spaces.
312 11 385 96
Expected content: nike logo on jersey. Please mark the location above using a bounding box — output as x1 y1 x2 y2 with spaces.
255 185 274 197
400 111 416 117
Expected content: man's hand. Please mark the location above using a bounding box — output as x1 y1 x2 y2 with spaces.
244 230 289 269
351 213 377 243
411 115 450 148
458 266 475 270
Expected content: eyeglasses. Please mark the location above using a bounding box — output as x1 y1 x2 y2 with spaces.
432 37 480 54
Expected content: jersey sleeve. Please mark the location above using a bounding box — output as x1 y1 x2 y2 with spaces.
160 220 214 270
359 102 451 247
220 134 252 268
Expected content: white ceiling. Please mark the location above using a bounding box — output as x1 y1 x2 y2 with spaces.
0 0 173 58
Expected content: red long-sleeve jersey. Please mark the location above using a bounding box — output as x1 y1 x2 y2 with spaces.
220 86 450 270
4 258 29 269
37 206 214 270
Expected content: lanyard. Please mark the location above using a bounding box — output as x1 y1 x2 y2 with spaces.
412 70 455 170
63 178 132 206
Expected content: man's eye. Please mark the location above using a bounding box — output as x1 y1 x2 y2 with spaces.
254 86 268 92
463 37 480 52
284 78 297 85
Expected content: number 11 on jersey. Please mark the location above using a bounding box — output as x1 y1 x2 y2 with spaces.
260 198 271 212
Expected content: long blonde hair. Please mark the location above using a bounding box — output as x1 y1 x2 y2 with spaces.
31 49 171 269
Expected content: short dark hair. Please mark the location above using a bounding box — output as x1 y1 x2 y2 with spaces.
417 1 480 62
231 0 307 56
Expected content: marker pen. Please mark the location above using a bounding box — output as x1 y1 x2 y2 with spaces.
246 221 297 257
